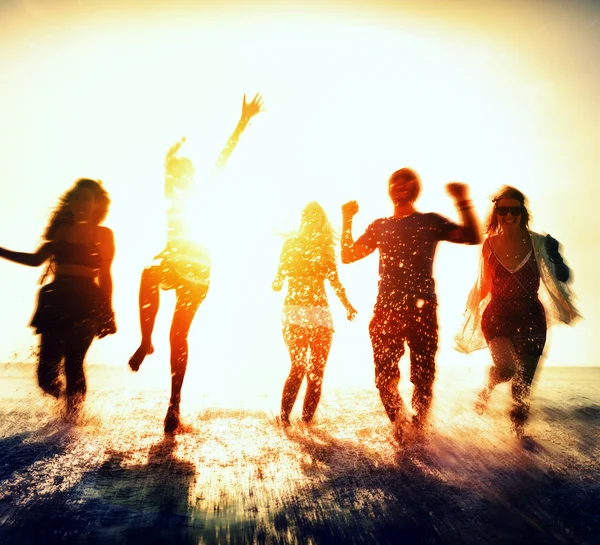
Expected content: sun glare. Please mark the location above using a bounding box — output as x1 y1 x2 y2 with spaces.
1 6 594 393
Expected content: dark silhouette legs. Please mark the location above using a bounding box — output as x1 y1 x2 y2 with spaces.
164 284 206 433
129 266 160 371
477 337 542 436
38 320 96 419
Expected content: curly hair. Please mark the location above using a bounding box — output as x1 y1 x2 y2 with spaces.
43 178 111 241
485 185 531 235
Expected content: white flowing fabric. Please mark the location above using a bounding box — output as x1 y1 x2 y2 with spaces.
455 231 581 354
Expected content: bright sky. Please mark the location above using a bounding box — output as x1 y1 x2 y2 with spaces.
0 0 599 392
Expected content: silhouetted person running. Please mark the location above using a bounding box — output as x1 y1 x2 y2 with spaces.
128 93 264 434
456 186 580 438
341 168 480 441
0 178 116 420
272 201 357 426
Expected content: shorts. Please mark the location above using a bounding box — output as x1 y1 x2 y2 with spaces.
152 241 211 292
282 305 334 330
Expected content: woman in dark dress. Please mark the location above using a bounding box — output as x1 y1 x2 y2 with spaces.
464 186 578 437
0 178 116 419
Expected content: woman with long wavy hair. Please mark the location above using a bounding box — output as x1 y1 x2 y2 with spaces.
272 201 357 426
0 178 116 419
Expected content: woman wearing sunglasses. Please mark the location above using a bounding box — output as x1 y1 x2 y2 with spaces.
455 186 579 438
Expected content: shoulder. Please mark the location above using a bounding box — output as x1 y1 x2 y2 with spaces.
368 217 387 228
482 236 496 257
96 225 114 242
96 226 115 254
421 212 453 227
529 231 545 244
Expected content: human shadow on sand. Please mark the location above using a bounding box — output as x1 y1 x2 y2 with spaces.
277 425 600 545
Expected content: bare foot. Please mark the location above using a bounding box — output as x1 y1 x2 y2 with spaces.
275 415 291 428
392 416 409 445
128 342 154 372
474 386 491 415
63 394 84 424
164 406 191 434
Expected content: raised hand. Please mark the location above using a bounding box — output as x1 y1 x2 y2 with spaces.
342 200 359 220
445 182 469 202
241 93 264 120
166 137 186 161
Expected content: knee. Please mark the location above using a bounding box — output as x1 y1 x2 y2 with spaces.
376 375 399 394
493 362 517 382
307 369 324 386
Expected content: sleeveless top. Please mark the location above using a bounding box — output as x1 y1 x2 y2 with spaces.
53 239 101 270
488 249 540 300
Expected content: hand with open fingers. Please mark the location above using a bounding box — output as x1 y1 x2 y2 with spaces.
242 93 265 120
346 305 358 321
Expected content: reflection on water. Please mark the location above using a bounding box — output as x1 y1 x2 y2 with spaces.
0 364 599 544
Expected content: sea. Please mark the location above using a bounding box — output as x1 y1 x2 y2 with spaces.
0 362 598 545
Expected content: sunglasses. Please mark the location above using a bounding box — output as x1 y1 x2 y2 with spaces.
495 206 522 216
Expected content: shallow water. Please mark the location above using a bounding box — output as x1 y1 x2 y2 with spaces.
0 364 599 544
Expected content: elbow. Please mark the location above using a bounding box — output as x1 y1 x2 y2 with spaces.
340 250 353 264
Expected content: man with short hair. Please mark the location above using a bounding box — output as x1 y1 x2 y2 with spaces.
341 168 481 439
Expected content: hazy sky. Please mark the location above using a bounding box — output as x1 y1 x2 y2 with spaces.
0 0 598 383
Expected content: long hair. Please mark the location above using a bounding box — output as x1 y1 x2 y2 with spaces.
43 178 110 241
485 185 531 235
294 201 337 265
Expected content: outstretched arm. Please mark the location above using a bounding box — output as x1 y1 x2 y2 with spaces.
329 270 357 321
0 243 51 267
340 201 376 264
445 182 482 245
214 93 264 170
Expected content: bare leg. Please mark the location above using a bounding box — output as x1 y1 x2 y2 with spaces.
302 327 333 423
129 265 160 371
63 320 96 420
509 354 541 437
475 337 518 414
164 283 206 433
281 325 309 425
38 332 64 398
